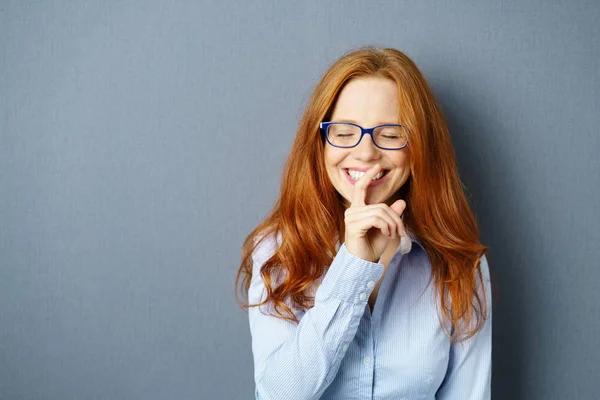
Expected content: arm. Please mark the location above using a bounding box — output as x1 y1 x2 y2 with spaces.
435 255 493 400
248 236 384 400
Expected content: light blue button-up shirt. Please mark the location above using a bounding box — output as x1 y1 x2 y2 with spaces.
248 233 492 399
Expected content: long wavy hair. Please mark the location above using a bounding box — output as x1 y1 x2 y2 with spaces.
235 47 488 342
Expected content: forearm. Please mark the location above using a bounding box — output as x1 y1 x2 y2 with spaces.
250 244 384 399
253 297 367 399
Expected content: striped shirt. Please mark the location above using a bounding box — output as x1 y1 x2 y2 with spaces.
248 233 492 399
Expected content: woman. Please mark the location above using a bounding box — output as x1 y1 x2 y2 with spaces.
236 47 492 399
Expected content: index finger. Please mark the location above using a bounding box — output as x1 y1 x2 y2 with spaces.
351 164 382 207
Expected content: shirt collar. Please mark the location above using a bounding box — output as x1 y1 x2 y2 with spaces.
406 228 425 251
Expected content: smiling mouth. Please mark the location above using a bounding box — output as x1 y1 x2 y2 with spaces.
344 168 389 182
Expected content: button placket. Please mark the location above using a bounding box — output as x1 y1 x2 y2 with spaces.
358 321 375 398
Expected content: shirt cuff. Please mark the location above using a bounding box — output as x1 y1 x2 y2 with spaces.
315 243 385 304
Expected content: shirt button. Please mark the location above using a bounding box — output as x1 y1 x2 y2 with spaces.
367 280 375 289
342 344 349 352
359 292 367 301
363 356 371 366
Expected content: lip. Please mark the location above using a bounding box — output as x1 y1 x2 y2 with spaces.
343 168 389 187
346 166 375 172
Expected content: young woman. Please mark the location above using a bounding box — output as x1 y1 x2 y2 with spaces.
236 47 492 399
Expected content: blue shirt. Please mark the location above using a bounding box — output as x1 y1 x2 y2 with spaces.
248 233 492 399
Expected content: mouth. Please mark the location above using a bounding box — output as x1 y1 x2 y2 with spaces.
343 168 390 186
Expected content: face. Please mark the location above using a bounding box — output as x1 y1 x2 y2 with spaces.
324 76 411 208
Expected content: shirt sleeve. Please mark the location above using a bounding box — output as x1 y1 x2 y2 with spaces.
435 255 493 400
248 236 384 400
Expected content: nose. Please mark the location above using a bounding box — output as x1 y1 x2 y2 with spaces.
352 133 381 161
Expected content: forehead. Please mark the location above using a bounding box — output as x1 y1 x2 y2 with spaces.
330 76 399 125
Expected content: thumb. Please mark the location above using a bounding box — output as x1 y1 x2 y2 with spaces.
390 199 407 216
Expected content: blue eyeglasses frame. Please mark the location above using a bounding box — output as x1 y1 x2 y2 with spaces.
319 121 409 150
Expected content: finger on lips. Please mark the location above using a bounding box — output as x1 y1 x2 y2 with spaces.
347 163 408 240
351 163 381 207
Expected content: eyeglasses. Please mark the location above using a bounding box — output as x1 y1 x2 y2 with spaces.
320 122 409 150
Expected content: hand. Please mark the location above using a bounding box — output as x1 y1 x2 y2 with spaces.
344 164 407 262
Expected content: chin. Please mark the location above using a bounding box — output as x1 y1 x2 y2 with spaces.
369 192 393 205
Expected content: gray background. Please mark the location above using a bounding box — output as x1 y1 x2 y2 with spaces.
1 1 599 399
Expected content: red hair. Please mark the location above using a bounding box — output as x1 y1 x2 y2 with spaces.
235 47 488 342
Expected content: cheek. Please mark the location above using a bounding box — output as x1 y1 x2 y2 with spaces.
392 152 410 170
324 147 346 168
390 154 411 185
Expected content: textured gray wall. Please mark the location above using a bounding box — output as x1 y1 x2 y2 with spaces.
1 1 599 399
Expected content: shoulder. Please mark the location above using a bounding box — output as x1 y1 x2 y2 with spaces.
248 231 282 303
252 231 282 267
478 254 491 284
476 254 492 315
249 230 304 316
250 230 286 287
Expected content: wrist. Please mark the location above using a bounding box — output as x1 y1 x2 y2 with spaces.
345 244 377 263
